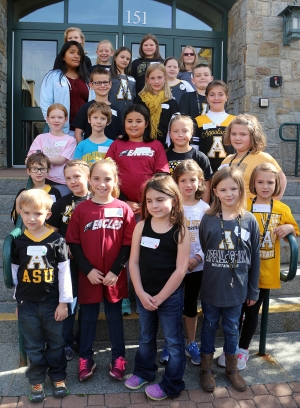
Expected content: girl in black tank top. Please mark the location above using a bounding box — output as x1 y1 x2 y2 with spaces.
125 174 190 400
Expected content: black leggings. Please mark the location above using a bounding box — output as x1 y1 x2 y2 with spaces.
184 271 203 318
239 288 269 349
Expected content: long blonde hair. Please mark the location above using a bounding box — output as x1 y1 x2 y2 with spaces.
64 27 85 48
139 63 172 100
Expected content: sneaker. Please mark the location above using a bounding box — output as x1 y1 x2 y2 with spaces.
29 383 45 403
159 347 169 364
109 356 127 380
185 341 201 365
122 298 131 316
78 357 97 382
145 383 167 401
65 347 75 361
52 380 69 398
237 348 249 370
218 351 226 367
125 375 148 390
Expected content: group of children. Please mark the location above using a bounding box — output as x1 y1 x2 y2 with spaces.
10 30 299 404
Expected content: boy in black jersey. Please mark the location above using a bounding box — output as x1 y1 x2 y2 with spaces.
12 190 73 403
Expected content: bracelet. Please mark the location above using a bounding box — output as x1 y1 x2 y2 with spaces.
193 256 201 264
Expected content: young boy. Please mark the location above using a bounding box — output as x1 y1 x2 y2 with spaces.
11 152 61 224
179 64 213 119
74 102 113 165
47 159 92 361
11 189 73 403
73 67 123 143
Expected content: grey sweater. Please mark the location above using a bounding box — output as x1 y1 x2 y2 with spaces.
199 212 260 307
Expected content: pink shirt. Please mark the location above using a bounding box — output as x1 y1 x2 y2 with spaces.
28 132 76 184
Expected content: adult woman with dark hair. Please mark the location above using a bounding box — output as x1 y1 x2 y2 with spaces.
40 41 94 136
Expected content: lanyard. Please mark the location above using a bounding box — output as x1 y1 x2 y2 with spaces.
196 93 206 116
229 150 252 167
251 197 273 248
219 212 241 287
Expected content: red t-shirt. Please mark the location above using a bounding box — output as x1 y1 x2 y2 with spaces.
67 77 89 130
106 139 170 202
65 199 136 303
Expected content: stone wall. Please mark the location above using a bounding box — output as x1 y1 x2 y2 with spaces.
0 0 7 167
227 0 300 175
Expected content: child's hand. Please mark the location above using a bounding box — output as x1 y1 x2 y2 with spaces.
54 303 68 321
188 257 199 272
139 292 158 311
87 268 104 285
103 271 118 286
127 201 141 214
246 299 257 306
67 245 73 259
274 224 295 239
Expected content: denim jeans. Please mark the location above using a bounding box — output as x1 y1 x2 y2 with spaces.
79 298 125 360
201 301 242 355
17 300 67 385
134 288 185 397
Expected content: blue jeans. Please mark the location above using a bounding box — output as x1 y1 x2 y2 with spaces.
201 301 242 355
79 298 125 360
17 300 67 385
134 288 185 397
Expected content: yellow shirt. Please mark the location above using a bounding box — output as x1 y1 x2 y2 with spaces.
221 151 281 199
247 198 299 289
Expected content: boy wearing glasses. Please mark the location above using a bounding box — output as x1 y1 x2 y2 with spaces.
11 152 61 224
73 67 122 144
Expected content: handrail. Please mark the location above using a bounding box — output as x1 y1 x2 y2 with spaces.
280 234 299 282
279 122 300 176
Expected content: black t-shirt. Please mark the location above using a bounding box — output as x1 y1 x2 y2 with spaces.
179 92 207 120
84 55 92 71
166 147 213 180
134 95 179 148
72 100 123 141
131 58 164 94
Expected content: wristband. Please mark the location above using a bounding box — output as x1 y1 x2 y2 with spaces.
193 256 201 264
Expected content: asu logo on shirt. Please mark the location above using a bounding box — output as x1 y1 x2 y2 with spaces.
22 246 54 284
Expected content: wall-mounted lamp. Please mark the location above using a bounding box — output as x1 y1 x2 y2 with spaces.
278 1 300 45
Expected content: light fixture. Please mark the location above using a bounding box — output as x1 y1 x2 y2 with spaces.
278 0 300 45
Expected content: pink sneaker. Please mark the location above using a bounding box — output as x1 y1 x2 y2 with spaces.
109 356 127 381
78 357 96 382
145 384 167 401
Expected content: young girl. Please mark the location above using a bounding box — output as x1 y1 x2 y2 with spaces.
135 63 179 148
65 158 136 382
64 27 92 70
218 163 299 370
192 80 235 173
125 174 190 401
40 41 93 136
178 46 199 89
47 160 91 361
166 114 212 203
164 57 194 104
109 47 136 119
89 40 114 72
221 114 287 199
27 104 77 196
131 34 164 94
199 167 260 392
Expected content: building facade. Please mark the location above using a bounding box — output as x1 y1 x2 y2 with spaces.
0 0 299 174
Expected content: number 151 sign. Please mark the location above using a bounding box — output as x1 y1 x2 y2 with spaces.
126 10 147 25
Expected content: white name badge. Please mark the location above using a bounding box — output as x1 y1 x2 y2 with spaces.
141 236 160 249
104 208 123 217
186 210 201 221
179 83 186 90
49 194 57 202
203 123 216 130
111 109 117 117
27 246 47 256
98 146 109 153
150 62 158 65
235 227 250 241
161 104 170 109
252 204 271 213
136 147 152 154
127 76 135 82
55 140 67 147
218 163 229 170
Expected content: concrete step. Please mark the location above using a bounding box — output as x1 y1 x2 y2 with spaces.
0 178 27 195
281 196 300 214
0 195 16 215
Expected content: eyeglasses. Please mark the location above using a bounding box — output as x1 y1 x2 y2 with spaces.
92 81 110 87
30 167 48 173
183 53 195 57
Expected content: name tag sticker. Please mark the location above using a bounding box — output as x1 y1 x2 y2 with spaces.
252 204 271 213
127 76 135 82
104 208 123 217
161 104 170 109
111 109 117 116
203 123 216 130
27 246 47 256
55 140 67 147
186 210 201 221
98 146 109 153
235 227 250 241
136 147 152 154
49 194 57 202
218 163 229 170
141 236 160 249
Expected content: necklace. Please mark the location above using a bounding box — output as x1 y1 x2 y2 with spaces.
229 150 252 167
251 197 273 248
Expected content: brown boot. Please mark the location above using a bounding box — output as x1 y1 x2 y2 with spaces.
200 353 216 392
225 354 247 392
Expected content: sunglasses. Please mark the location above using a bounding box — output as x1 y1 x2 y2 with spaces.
183 52 195 57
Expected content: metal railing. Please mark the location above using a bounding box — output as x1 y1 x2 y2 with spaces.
279 123 300 177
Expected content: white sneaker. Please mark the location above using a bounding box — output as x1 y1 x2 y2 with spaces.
237 348 249 370
218 351 226 367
